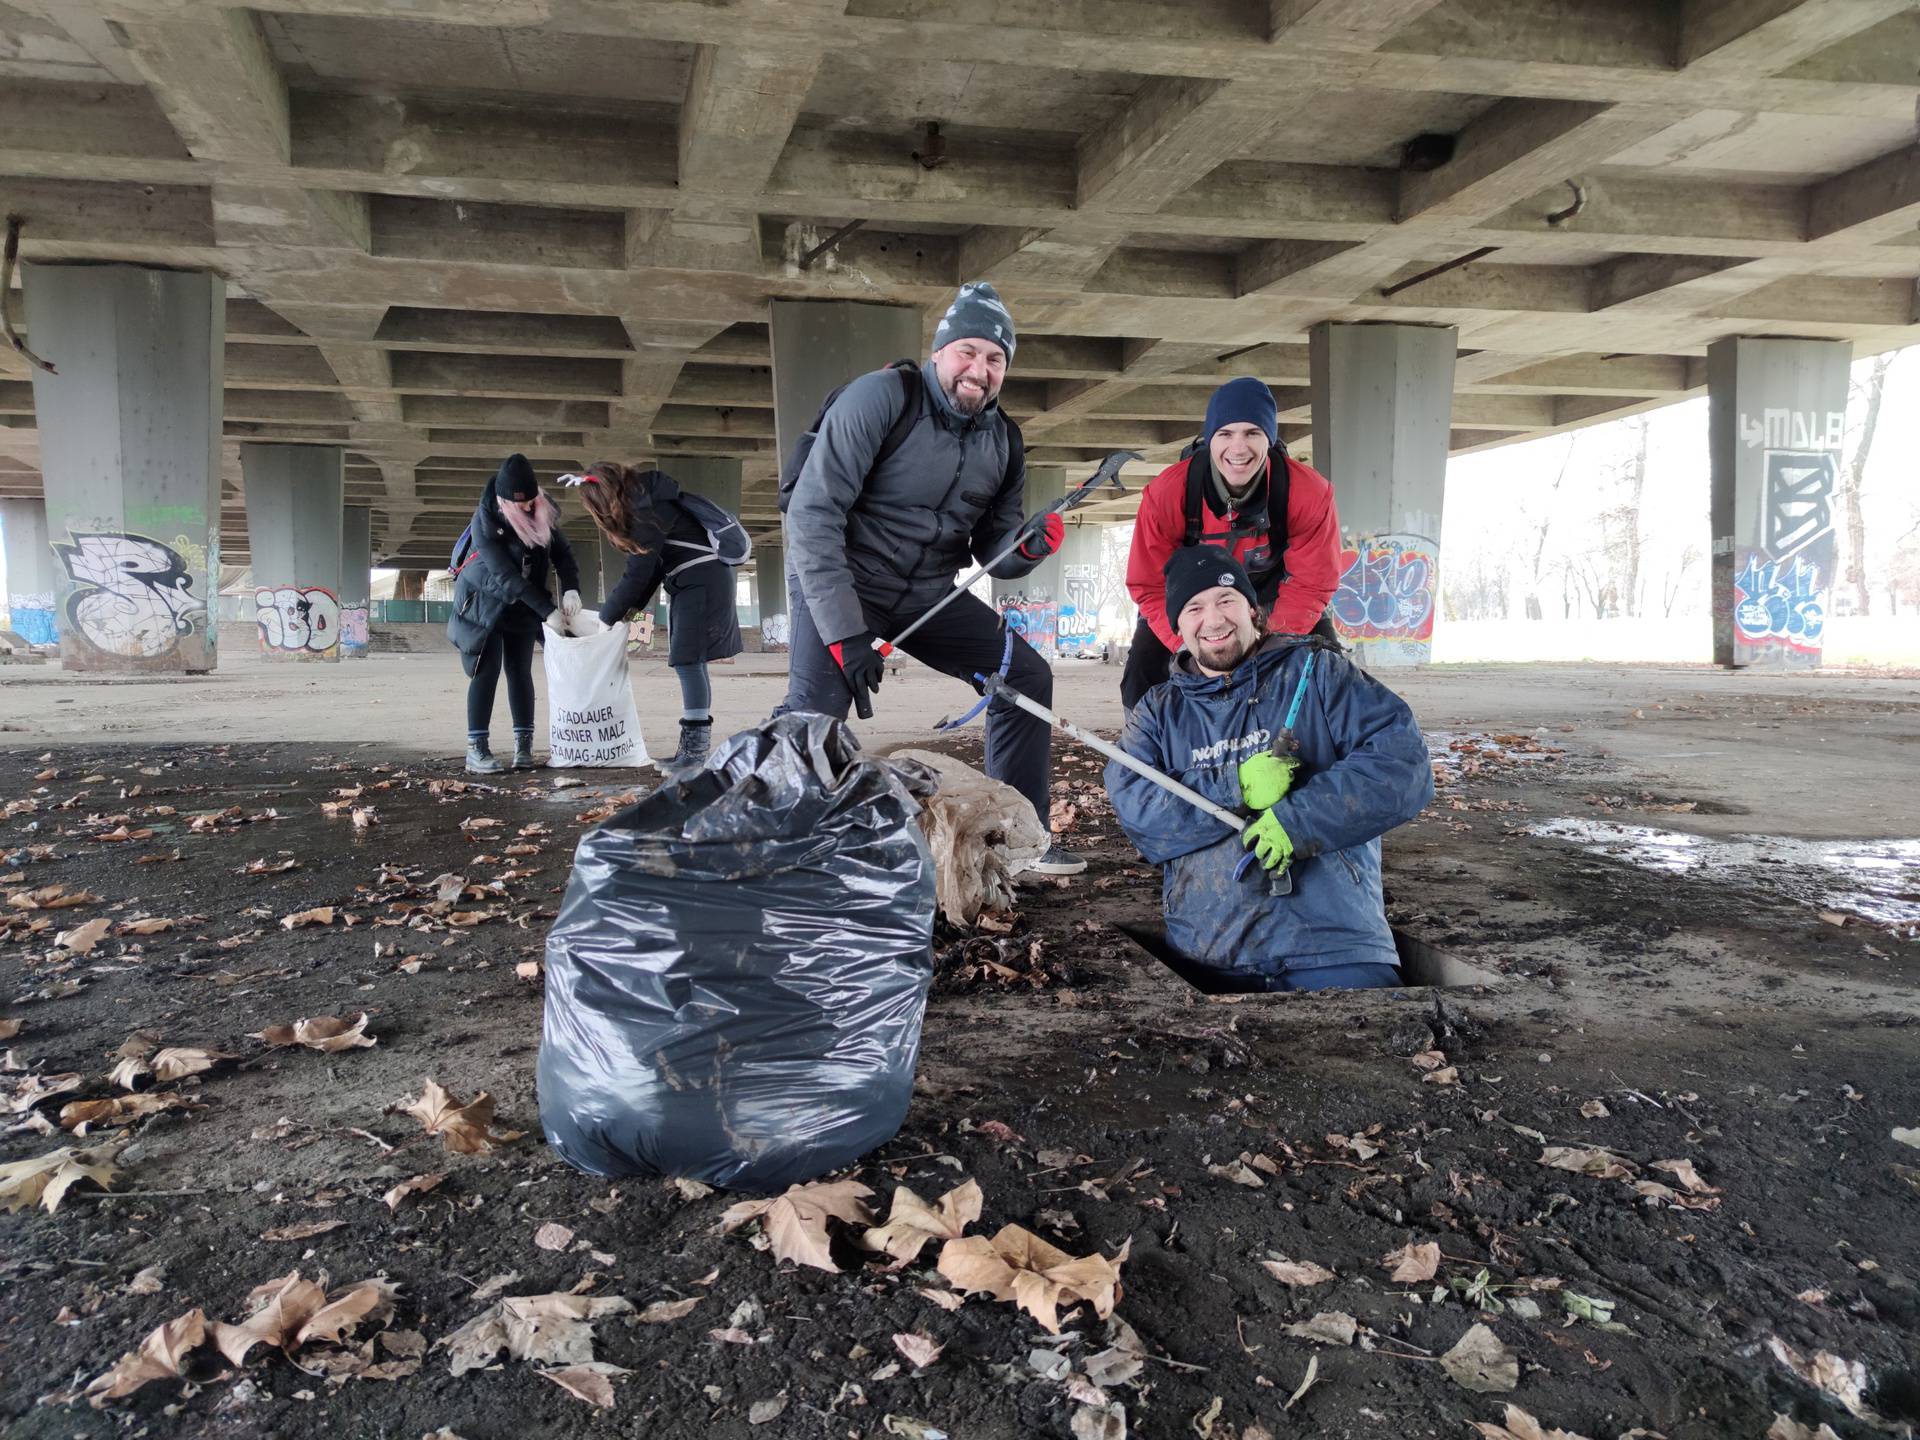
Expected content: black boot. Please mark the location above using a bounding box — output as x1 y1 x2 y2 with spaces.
667 718 713 771
465 740 503 775
511 728 537 769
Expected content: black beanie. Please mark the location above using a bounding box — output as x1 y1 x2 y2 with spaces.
932 281 1016 359
497 453 539 501
1164 545 1257 626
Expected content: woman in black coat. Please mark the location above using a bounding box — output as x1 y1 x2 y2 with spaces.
447 454 581 773
576 462 743 768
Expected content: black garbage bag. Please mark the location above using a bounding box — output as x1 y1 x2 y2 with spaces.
538 713 938 1193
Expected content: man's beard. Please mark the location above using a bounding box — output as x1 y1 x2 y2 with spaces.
1195 629 1258 672
942 374 994 416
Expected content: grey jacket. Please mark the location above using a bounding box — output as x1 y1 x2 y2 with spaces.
786 362 1041 644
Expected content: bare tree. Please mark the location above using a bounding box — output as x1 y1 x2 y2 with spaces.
1615 417 1650 615
1523 435 1579 620
1662 544 1701 618
1840 353 1893 615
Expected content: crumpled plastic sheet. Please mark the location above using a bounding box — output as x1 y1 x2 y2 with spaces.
887 748 1048 928
538 713 939 1193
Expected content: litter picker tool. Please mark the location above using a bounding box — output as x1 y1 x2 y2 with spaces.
874 448 1136 659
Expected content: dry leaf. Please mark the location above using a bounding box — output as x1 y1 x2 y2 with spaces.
638 1297 702 1324
382 1172 447 1211
1649 1158 1719 1194
1765 1337 1884 1425
1284 1312 1357 1346
937 1224 1128 1334
1538 1146 1637 1181
118 917 176 936
261 1218 347 1242
208 1272 326 1365
438 1293 635 1375
718 1178 876 1273
1384 1241 1442 1283
125 1265 165 1295
55 917 112 954
60 1091 200 1135
9 884 101 910
1471 1403 1596 1440
860 1179 982 1265
1207 1159 1266 1187
4 1071 83 1113
280 907 337 930
1261 1257 1336 1287
251 1014 377 1053
535 1221 575 1251
0 1019 19 1041
401 1079 524 1155
1579 1100 1610 1119
1443 1323 1519 1393
151 1046 235 1082
1767 1415 1843 1440
541 1361 628 1408
893 1332 943 1369
917 1287 964 1311
84 1309 208 1406
243 857 300 875
1422 1066 1460 1086
0 1141 121 1212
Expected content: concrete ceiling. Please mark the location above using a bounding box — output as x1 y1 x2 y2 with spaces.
1 0 1918 565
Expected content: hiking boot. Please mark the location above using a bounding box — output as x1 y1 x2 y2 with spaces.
464 742 504 775
511 731 537 769
666 718 713 771
1026 843 1087 877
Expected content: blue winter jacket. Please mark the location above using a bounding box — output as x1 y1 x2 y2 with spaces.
1105 634 1432 981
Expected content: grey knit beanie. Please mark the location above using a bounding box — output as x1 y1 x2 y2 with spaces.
932 281 1016 360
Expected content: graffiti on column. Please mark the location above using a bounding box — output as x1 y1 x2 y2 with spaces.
339 604 370 656
759 612 790 649
1330 532 1438 660
999 592 1058 659
8 591 57 646
256 585 341 657
53 532 208 659
1733 445 1837 660
1059 563 1099 658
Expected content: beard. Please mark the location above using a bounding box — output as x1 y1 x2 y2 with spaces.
498 492 555 549
941 373 995 416
1193 628 1259 673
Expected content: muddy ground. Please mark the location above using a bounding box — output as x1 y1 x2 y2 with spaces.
2 709 1918 1440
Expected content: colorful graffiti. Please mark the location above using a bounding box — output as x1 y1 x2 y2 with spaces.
8 591 57 646
1330 533 1438 656
53 532 207 660
1733 553 1824 654
1058 563 1100 658
999 592 1059 659
339 603 370 656
256 585 341 657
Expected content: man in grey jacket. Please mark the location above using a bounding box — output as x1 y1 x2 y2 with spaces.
783 281 1083 875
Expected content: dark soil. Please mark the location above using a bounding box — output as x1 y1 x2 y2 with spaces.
2 732 1917 1440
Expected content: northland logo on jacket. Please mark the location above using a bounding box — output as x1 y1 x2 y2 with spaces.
1188 728 1272 767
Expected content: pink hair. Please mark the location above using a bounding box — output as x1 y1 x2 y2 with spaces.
498 490 558 549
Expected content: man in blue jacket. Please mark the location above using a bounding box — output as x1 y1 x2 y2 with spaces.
1106 547 1433 991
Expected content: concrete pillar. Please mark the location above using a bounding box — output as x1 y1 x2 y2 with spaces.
392 569 427 602
1309 321 1455 667
665 455 742 512
994 465 1066 660
242 444 345 661
1056 520 1105 659
755 538 788 648
1 499 60 647
23 263 223 673
1708 336 1851 669
340 506 372 657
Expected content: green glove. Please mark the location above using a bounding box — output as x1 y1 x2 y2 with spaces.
1241 809 1294 871
1238 751 1298 811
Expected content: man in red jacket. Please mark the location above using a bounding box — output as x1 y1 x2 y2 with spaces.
1121 376 1341 710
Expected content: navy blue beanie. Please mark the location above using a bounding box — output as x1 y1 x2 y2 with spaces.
1164 545 1258 626
496 452 539 501
932 281 1016 360
1203 377 1278 446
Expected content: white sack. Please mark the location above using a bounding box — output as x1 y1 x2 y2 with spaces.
543 621 653 768
888 748 1047 926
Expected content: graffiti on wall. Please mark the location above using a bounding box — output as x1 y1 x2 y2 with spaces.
1732 552 1824 653
1058 563 1099 658
339 604 370 655
8 591 58 646
256 585 341 656
1330 533 1438 655
759 611 790 650
1740 408 1844 453
1734 447 1838 660
53 532 207 659
999 592 1058 659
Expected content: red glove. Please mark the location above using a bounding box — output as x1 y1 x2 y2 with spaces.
1016 512 1064 561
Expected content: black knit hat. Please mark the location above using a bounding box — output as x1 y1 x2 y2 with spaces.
1164 545 1257 626
496 452 539 501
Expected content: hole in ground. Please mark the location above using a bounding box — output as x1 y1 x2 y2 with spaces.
1108 922 1505 995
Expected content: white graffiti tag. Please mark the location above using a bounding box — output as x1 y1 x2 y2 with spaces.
53 532 206 659
256 586 341 654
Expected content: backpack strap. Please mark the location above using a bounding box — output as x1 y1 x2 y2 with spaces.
1182 454 1206 547
1002 414 1025 492
869 360 923 476
1268 455 1292 580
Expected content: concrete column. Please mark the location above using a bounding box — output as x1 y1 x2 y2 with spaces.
1056 520 1105 658
1309 321 1456 667
666 455 742 512
755 538 787 648
1708 337 1851 669
993 465 1066 660
1 499 60 647
392 569 427 602
243 444 345 661
339 506 372 657
23 263 223 673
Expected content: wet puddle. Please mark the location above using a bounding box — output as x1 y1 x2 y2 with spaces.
1528 818 1920 930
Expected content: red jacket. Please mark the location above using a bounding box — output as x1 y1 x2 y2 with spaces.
1126 453 1340 651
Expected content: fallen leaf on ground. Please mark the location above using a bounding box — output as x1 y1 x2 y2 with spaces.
718 1178 876 1273
60 1091 201 1134
1471 1403 1595 1440
0 1141 121 1212
1766 1337 1885 1425
893 1332 943 1369
1649 1158 1719 1194
125 1265 165 1295
4 1071 83 1113
251 1014 377 1052
1422 1066 1460 1086
9 884 101 911
382 1172 447 1211
280 907 337 930
260 1219 347 1243
118 917 176 936
400 1079 524 1155
1892 1127 1920 1150
84 1309 208 1406
1579 1100 1610 1119
917 1287 964 1311
938 1225 1129 1334
1284 1312 1357 1346
1070 1400 1127 1440
0 1019 18 1041
1539 1146 1637 1181
1261 1257 1336 1287
1443 1323 1519 1393
55 917 112 954
439 1294 635 1375
535 1221 574 1251
1384 1241 1442 1283
1207 1158 1266 1187
860 1178 982 1265
1767 1415 1843 1440
210 1271 395 1365
151 1047 235 1082
541 1361 629 1408
242 857 299 875
638 1297 701 1324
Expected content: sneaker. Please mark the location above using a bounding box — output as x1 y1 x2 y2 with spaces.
464 743 503 775
1026 843 1087 877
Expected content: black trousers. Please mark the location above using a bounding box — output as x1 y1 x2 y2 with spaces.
467 624 537 736
1121 611 1341 710
780 576 1054 828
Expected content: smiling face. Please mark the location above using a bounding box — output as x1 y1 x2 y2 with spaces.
932 337 1008 416
1208 421 1271 494
1177 585 1260 676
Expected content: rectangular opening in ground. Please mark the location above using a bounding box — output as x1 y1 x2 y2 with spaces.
1108 922 1504 995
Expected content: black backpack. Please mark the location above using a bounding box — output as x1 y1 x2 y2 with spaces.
1177 437 1292 594
778 360 1024 512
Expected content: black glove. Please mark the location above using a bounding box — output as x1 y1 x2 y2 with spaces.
828 632 887 719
